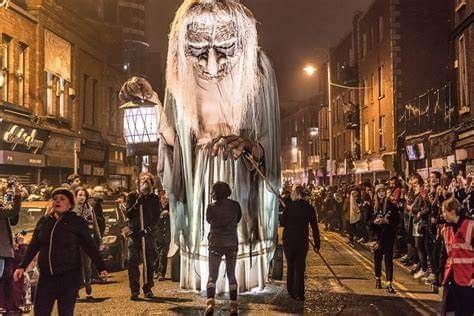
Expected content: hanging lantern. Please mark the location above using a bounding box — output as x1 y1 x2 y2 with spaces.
120 99 158 155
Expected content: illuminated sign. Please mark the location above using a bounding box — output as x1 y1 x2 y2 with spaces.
2 125 46 154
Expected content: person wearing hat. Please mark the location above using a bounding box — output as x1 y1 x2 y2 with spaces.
371 183 399 293
13 188 107 316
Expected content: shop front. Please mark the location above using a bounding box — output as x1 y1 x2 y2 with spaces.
80 141 107 186
42 133 80 185
0 121 49 184
455 128 474 176
429 130 456 175
108 144 134 189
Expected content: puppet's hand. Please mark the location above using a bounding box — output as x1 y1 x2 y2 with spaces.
211 135 263 161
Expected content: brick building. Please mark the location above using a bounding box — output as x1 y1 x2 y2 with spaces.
328 22 361 182
356 0 453 180
281 98 322 184
0 0 133 187
452 0 474 175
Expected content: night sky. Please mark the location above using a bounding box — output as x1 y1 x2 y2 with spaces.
146 0 372 109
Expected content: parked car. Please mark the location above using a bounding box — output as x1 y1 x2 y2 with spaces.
99 204 129 271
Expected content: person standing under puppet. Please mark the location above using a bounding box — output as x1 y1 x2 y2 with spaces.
125 173 161 300
281 185 320 302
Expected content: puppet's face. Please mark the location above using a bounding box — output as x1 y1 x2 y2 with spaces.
185 17 241 82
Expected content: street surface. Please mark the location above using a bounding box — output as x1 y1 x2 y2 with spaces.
70 230 441 316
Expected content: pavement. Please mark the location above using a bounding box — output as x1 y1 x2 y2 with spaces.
67 229 441 315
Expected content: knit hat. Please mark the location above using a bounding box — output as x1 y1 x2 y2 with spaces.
375 184 386 193
51 187 75 208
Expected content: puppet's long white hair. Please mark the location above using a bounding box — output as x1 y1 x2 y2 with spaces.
166 0 261 134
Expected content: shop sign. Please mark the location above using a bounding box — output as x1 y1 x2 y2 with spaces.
1 123 49 154
44 135 78 153
353 160 369 174
80 147 105 162
431 158 447 169
369 158 385 172
93 167 105 176
0 150 45 167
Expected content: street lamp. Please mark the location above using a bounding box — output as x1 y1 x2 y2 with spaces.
303 65 317 77
303 62 333 186
120 98 158 172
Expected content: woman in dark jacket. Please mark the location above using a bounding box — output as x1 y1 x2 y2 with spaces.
371 184 399 294
13 188 107 316
205 182 242 316
74 187 102 299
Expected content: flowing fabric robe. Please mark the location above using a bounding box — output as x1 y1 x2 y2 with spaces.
159 52 280 292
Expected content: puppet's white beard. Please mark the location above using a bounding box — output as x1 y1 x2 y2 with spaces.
176 67 247 138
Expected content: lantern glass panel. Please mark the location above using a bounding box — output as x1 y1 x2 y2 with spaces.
123 106 157 144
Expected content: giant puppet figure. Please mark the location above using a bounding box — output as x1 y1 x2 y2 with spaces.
120 0 280 292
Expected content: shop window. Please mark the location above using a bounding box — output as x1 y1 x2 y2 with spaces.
458 35 470 113
0 35 11 102
18 43 27 107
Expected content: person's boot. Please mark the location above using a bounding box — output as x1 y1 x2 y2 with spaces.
205 298 215 316
375 278 382 289
230 300 238 316
386 282 395 294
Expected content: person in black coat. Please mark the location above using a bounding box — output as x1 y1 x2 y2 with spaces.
13 188 107 316
153 192 171 281
281 185 320 302
371 184 399 294
125 173 161 300
205 182 242 316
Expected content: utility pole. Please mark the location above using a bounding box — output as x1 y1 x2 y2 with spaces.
327 61 333 186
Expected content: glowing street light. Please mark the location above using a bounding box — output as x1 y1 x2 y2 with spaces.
303 65 317 77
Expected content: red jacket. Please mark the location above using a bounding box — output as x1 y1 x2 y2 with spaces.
442 217 474 286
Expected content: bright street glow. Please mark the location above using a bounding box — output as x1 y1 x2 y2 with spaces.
303 65 317 76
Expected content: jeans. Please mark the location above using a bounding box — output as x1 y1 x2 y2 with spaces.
415 236 428 271
81 251 92 294
207 246 238 301
374 248 394 282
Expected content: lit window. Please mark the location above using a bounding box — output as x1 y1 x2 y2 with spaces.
364 123 369 152
458 35 470 111
46 72 54 115
18 43 27 106
0 35 11 102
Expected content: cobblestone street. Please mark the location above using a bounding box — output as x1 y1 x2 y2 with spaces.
73 229 441 315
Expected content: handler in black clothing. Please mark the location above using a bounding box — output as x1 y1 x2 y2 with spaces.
125 172 160 300
371 184 399 294
14 188 107 316
281 185 320 301
205 182 242 316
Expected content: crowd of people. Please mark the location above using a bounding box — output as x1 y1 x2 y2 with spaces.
0 169 472 315
281 169 474 314
0 173 171 315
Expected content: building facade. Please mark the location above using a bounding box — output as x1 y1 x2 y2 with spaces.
281 98 322 184
0 0 133 187
452 0 474 175
328 23 361 183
